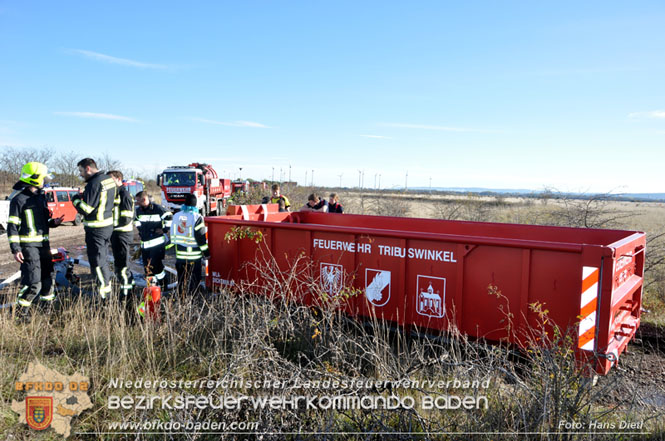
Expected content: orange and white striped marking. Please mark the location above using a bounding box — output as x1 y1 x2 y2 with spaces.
578 266 599 351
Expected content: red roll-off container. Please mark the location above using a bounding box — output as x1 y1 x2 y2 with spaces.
205 211 645 375
226 203 280 219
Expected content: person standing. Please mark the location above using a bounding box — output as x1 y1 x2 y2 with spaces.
262 183 291 212
109 170 135 297
328 193 344 213
134 191 172 288
170 193 209 295
300 193 329 212
7 162 64 314
72 158 117 300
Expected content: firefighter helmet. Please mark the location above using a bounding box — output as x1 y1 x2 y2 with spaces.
19 162 52 187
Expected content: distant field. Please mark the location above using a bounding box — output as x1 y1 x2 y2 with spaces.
337 190 665 233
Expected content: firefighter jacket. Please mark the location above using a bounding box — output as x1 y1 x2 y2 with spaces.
170 206 209 260
7 181 57 254
73 171 117 228
135 203 172 249
113 185 135 233
267 194 290 210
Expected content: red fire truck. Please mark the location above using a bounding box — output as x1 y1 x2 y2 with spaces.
157 163 231 215
122 179 144 198
231 180 249 193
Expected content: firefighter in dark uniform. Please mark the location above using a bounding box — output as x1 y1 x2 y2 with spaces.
7 162 64 314
71 158 117 299
262 183 291 212
109 170 135 296
170 194 209 295
134 191 172 288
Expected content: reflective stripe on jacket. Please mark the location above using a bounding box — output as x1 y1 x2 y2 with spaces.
113 185 135 232
73 171 116 228
170 209 209 260
7 182 53 253
135 203 172 246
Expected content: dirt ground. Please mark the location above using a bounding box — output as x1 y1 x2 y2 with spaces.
594 323 665 411
0 222 175 302
0 222 87 282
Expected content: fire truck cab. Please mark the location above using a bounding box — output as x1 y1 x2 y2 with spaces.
123 179 144 198
157 163 231 215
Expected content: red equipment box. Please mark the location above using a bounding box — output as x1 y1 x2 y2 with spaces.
205 211 645 375
226 203 280 220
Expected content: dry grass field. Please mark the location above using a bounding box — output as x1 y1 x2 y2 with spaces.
1 186 664 440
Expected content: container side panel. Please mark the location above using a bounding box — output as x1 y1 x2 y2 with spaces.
311 232 358 314
461 245 523 342
403 239 460 332
270 227 312 303
207 223 238 290
297 212 630 246
355 236 408 325
594 236 645 374
526 250 584 345
235 227 272 292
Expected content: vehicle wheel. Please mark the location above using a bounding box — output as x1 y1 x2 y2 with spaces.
73 214 82 226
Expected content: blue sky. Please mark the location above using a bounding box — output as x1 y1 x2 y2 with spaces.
1 1 664 192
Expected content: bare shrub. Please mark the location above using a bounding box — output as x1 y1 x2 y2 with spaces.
96 152 123 173
227 186 268 206
430 200 465 220
0 148 126 190
0 146 55 186
340 191 366 215
51 150 83 187
367 194 410 217
542 189 633 229
430 196 495 222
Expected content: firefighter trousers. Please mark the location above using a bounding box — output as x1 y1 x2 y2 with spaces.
111 230 135 295
85 226 113 298
141 244 166 288
16 245 55 309
175 259 202 296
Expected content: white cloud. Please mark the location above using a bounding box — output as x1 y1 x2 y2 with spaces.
189 118 272 128
54 112 139 122
68 49 168 69
360 134 392 139
628 110 665 119
380 123 490 133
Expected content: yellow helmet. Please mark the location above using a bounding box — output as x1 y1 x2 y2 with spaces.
19 162 52 187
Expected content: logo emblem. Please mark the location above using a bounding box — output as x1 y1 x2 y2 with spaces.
26 397 53 431
365 269 391 307
177 216 188 234
416 275 446 318
320 263 343 296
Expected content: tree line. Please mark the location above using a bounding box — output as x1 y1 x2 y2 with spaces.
0 146 123 189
